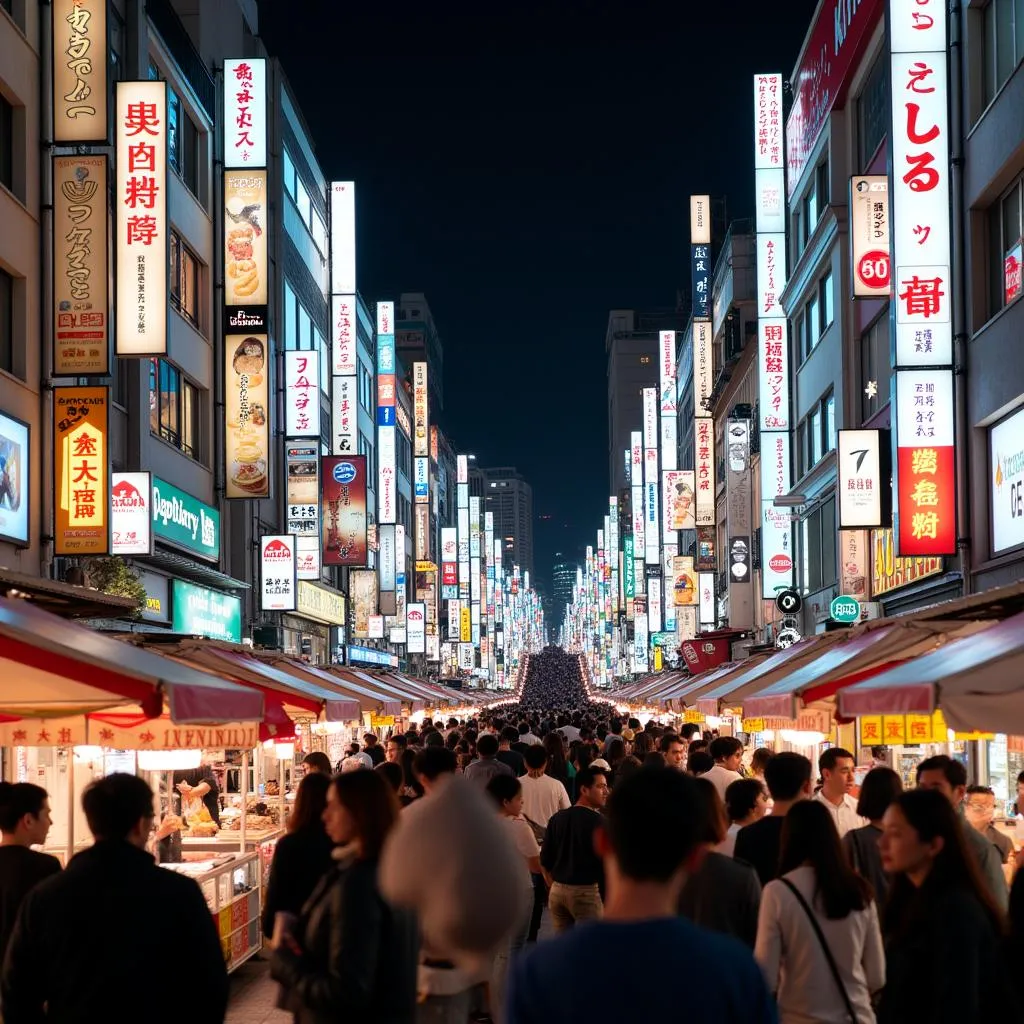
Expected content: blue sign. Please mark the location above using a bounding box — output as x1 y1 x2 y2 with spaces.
377 406 395 427
376 335 395 374
414 456 429 499
691 243 711 320
348 645 397 667
332 461 358 485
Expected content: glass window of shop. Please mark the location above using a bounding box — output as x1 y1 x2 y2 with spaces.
857 54 889 170
798 495 837 595
860 311 891 423
282 618 330 665
987 173 1024 319
985 734 1024 815
982 0 1024 109
170 230 202 331
284 282 329 396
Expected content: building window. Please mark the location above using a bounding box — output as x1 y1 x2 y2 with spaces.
0 269 12 375
148 358 202 461
0 93 13 195
983 0 1024 107
169 231 200 328
149 61 204 205
283 146 327 255
988 174 1023 318
860 311 892 422
804 291 820 359
798 496 838 594
858 54 890 168
797 391 836 476
821 269 835 330
358 360 373 414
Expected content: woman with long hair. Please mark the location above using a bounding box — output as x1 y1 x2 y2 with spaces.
543 732 570 790
261 772 334 939
399 747 423 805
631 731 654 761
270 772 418 1022
755 800 884 1023
843 767 902 915
878 789 1011 1022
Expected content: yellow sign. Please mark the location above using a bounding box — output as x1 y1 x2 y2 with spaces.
653 648 663 672
870 527 943 598
415 561 437 573
860 710 948 745
0 715 258 751
370 715 395 730
742 718 765 733
54 386 108 555
460 606 471 643
683 710 705 724
296 582 345 625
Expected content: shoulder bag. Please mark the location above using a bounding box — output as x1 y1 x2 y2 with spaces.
779 877 858 1024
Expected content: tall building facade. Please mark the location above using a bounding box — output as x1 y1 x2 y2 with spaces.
551 552 578 622
479 466 534 578
397 292 443 414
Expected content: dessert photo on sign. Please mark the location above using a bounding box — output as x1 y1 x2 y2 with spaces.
226 335 269 498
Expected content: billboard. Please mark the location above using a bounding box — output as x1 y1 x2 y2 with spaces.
673 556 696 607
838 429 889 528
331 295 357 376
223 59 266 168
260 536 296 612
991 407 1024 554
850 176 890 298
330 182 356 295
663 470 696 532
54 386 108 555
0 412 29 547
759 432 795 597
53 0 107 143
350 569 378 638
725 419 753 629
322 455 368 566
695 418 716 526
414 362 429 457
224 333 270 499
111 472 152 556
284 350 320 438
332 374 357 455
407 602 426 654
224 170 269 308
286 443 319 535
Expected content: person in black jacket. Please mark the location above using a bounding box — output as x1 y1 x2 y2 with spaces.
1 773 227 1024
261 772 334 939
270 770 418 1024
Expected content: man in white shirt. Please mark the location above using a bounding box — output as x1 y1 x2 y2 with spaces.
557 715 580 744
518 722 543 746
519 745 571 828
701 736 745 800
814 747 867 838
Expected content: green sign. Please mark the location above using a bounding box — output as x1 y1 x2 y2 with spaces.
830 596 861 624
172 580 241 642
152 477 220 561
651 632 676 649
624 536 635 598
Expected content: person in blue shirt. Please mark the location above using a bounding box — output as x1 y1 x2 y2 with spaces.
506 767 777 1024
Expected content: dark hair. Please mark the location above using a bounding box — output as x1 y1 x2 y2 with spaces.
363 733 379 746
574 742 599 770
331 771 399 861
82 773 154 841
778 800 872 919
643 751 667 769
605 769 704 882
413 746 458 781
679 722 701 741
375 761 404 794
659 734 685 754
0 782 49 833
1017 770 1024 786
477 733 499 758
632 732 654 759
688 739 708 755
614 756 643 786
819 747 855 774
302 751 333 775
709 736 743 762
486 773 522 808
575 766 607 792
288 772 331 834
606 737 626 767
609 718 623 735
628 718 641 731
687 752 715 775
518 722 530 735
916 754 967 789
857 767 903 821
500 726 520 744
388 734 408 750
524 745 548 771
725 778 765 823
966 785 995 797
870 745 888 760
693 777 728 844
764 752 813 801
885 789 1005 939
751 747 774 774
424 730 445 748
400 748 423 797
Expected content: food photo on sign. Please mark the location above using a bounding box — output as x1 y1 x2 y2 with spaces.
224 171 267 307
225 335 269 498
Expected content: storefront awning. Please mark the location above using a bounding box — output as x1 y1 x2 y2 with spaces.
339 668 427 712
837 608 1024 733
629 672 689 705
0 598 263 723
619 672 684 703
267 657 399 718
658 661 753 708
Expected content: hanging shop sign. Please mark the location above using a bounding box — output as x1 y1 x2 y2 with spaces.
407 602 426 654
691 244 711 320
414 362 429 458
838 429 890 528
224 170 268 309
840 529 870 602
860 710 948 747
115 81 167 356
296 582 345 625
672 556 696 607
53 0 107 143
350 569 377 637
850 176 890 298
171 580 242 643
284 350 321 438
0 412 29 547
662 470 695 533
111 472 152 556
54 386 108 555
321 455 368 566
694 321 713 419
695 418 715 526
330 181 356 295
870 527 943 598
225 333 270 498
331 295 357 376
332 374 357 455
690 195 711 246
53 155 108 376
223 59 266 168
261 535 296 612
286 441 319 534
151 477 219 560
696 525 717 572
990 405 1024 554
698 572 715 625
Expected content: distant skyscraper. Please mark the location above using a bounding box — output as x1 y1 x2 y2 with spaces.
551 552 578 624
397 293 444 413
478 466 534 578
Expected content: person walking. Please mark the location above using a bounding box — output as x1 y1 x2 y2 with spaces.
0 783 60 965
1 774 227 1023
270 771 418 1023
963 785 1015 866
720 778 769 858
261 772 334 940
301 751 333 775
878 788 1012 1023
755 799 884 1023
506 769 776 1023
464 733 514 788
496 727 527 778
843 767 902 915
540 767 609 932
815 748 867 839
702 736 745 800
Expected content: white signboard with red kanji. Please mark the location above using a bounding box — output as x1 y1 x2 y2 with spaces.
284 350 320 438
261 535 296 612
223 59 266 168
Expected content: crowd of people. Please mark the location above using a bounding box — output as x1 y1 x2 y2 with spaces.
0 646 1022 1022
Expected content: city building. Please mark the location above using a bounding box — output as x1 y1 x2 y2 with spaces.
551 551 579 623
478 466 534 578
397 292 443 414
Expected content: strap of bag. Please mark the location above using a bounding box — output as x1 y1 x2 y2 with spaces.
523 814 546 845
779 878 858 1024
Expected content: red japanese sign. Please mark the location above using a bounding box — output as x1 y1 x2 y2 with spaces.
223 59 266 168
284 350 320 438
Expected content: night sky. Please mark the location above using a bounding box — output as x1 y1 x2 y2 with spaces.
257 0 818 591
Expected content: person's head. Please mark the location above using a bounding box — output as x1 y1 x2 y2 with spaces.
0 782 52 846
576 767 610 810
686 751 715 776
606 737 626 767
725 778 768 826
423 730 445 748
856 766 903 823
659 733 686 770
764 751 813 803
324 770 399 857
609 718 623 736
628 718 641 732
693 777 728 845
779 800 871 919
363 733 379 749
543 732 566 763
750 747 773 778
82 773 154 847
687 739 708 756
679 722 701 742
964 785 998 832
288 771 331 834
486 774 523 818
302 751 333 775
916 754 968 809
413 746 458 794
400 747 423 797
499 726 519 748
518 722 531 737
1017 769 1024 807
631 731 654 759
445 730 462 751
643 751 667 770
596 724 608 742
524 744 548 772
709 735 744 771
375 761 404 795
818 747 856 802
476 733 499 759
346 741 360 757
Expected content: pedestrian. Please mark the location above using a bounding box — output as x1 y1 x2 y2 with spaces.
915 754 1008 907
878 788 1011 1022
376 760 405 796
815 747 867 838
0 783 60 965
464 733 514 787
540 766 609 932
679 778 762 949
497 727 527 777
413 746 459 795
631 730 654 761
750 747 773 784
506 769 776 1023
735 752 813 885
755 799 884 1024
301 751 333 776
362 733 385 765
543 732 571 792
963 784 1015 866
721 778 769 857
270 770 418 1022
386 733 407 764
1 773 227 1023
843 766 902 914
400 747 424 805
486 775 541 1021
659 733 686 770
702 736 745 800
517 721 542 747
687 751 715 776
261 771 334 940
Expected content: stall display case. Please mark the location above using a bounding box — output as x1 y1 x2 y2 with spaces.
161 852 261 971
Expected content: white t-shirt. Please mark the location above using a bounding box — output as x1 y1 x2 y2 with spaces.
701 764 744 801
717 822 742 858
559 726 581 743
519 773 571 827
503 816 540 891
814 791 868 839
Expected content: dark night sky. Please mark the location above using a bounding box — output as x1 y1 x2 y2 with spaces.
257 0 818 589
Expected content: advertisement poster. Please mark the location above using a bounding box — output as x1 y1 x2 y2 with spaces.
172 580 242 643
286 443 319 535
224 333 270 498
111 472 152 556
0 413 28 546
54 155 108 375
54 387 108 555
261 535 296 611
321 455 367 566
673 556 696 606
350 569 377 638
407 602 426 653
224 170 268 307
662 470 696 532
